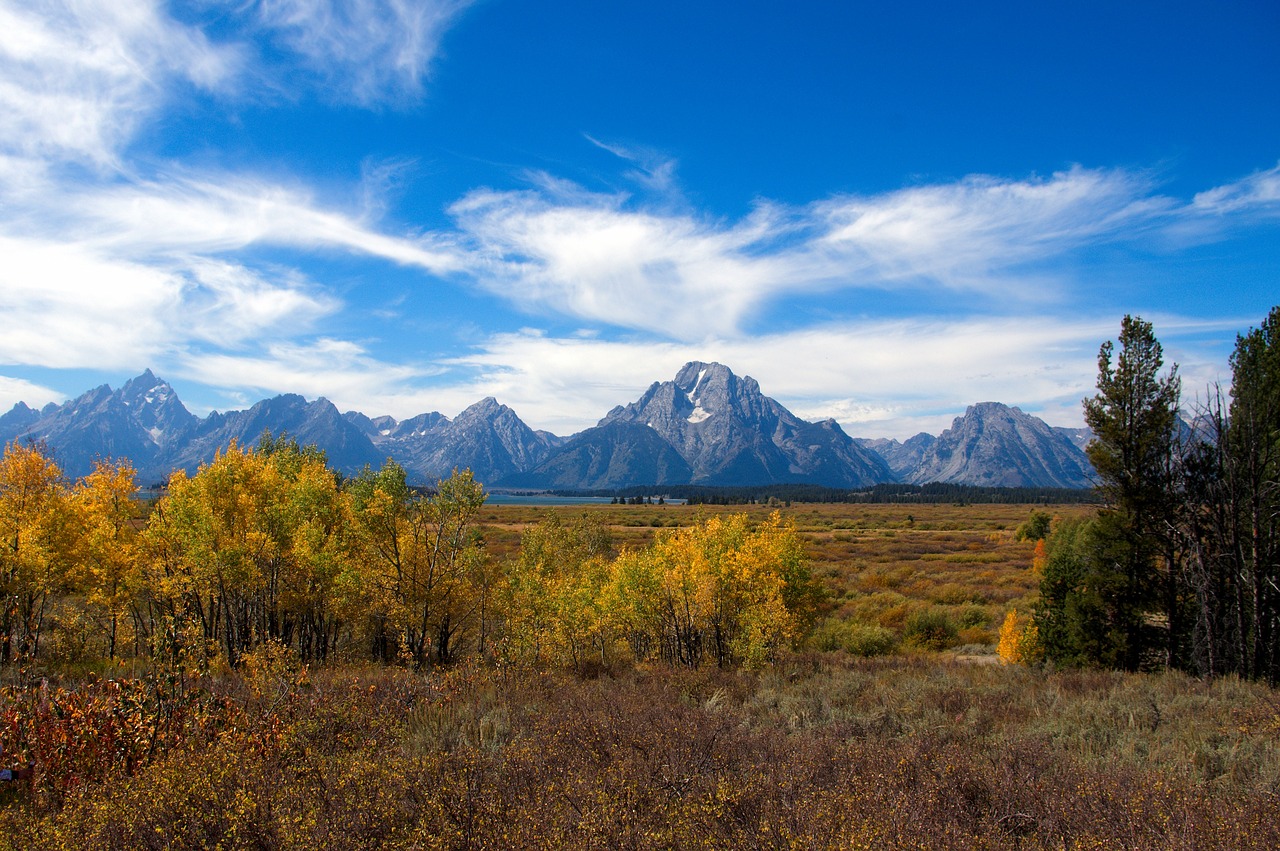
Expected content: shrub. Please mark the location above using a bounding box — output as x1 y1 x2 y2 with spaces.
903 609 959 651
997 609 1042 665
811 619 898 657
1015 510 1052 541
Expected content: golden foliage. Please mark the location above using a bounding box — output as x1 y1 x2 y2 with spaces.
997 609 1042 665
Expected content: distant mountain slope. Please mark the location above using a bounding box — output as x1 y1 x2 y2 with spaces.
410 398 557 484
900 402 1093 488
0 402 45 445
0 368 1095 490
1 370 198 483
595 362 894 487
857 433 938 480
502 421 694 489
1053 425 1094 453
168 394 385 479
344 400 556 484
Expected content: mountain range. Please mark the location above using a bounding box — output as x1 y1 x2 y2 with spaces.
0 364 1095 490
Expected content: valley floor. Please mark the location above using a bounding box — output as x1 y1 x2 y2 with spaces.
1 502 1274 848
0 657 1276 849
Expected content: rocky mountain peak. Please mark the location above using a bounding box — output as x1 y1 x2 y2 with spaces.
0 402 41 445
590 361 891 487
117 370 196 441
672 362 762 418
0 365 1095 491
904 401 1093 488
458 397 507 421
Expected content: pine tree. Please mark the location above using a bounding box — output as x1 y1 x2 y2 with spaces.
1224 307 1280 680
1056 316 1182 669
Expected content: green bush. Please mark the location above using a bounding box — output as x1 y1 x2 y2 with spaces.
903 609 959 651
1015 509 1052 541
811 619 898 657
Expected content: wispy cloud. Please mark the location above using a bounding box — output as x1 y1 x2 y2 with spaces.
449 166 1184 340
0 234 184 368
73 174 464 272
248 0 474 106
439 313 1239 439
0 234 336 369
0 0 241 166
452 186 796 338
813 166 1170 290
0 374 64 413
584 135 683 198
177 338 427 407
0 134 473 361
1192 162 1280 215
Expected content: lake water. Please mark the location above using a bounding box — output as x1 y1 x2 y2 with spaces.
485 494 617 506
485 494 685 506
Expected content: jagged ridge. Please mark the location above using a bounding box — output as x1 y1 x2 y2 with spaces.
1 367 1094 489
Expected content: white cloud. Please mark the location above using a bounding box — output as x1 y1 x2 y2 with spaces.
180 259 338 345
450 166 1186 341
0 235 337 368
249 0 473 106
76 174 464 273
442 314 1235 440
584 135 683 198
1192 162 1280 215
178 338 424 405
0 161 459 384
0 235 180 367
0 0 240 165
814 166 1169 290
0 374 64 413
452 187 802 339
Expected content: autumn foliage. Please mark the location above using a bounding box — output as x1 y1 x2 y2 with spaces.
0 438 818 673
2 660 1277 849
0 438 1274 848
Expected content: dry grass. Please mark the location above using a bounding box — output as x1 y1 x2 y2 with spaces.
1 658 1276 849
4 501 1271 849
482 501 1093 653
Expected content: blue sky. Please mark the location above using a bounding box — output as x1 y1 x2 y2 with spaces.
1 1 1277 440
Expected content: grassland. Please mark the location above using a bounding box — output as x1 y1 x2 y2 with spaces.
481 500 1093 654
1 500 1275 849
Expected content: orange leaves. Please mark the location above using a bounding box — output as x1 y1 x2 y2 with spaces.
1031 539 1048 575
349 465 489 667
0 672 239 804
500 511 815 670
143 437 357 665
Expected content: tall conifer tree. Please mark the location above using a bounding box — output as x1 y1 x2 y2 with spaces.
1075 315 1182 669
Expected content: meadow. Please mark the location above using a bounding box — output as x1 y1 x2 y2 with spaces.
1 500 1276 849
479 500 1088 654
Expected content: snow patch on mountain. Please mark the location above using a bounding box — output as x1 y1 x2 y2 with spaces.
687 406 712 424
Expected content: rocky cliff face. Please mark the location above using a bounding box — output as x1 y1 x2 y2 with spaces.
1 370 198 483
1 369 1095 490
343 401 555 483
582 361 894 487
900 402 1093 488
409 398 556 484
168 393 386 479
